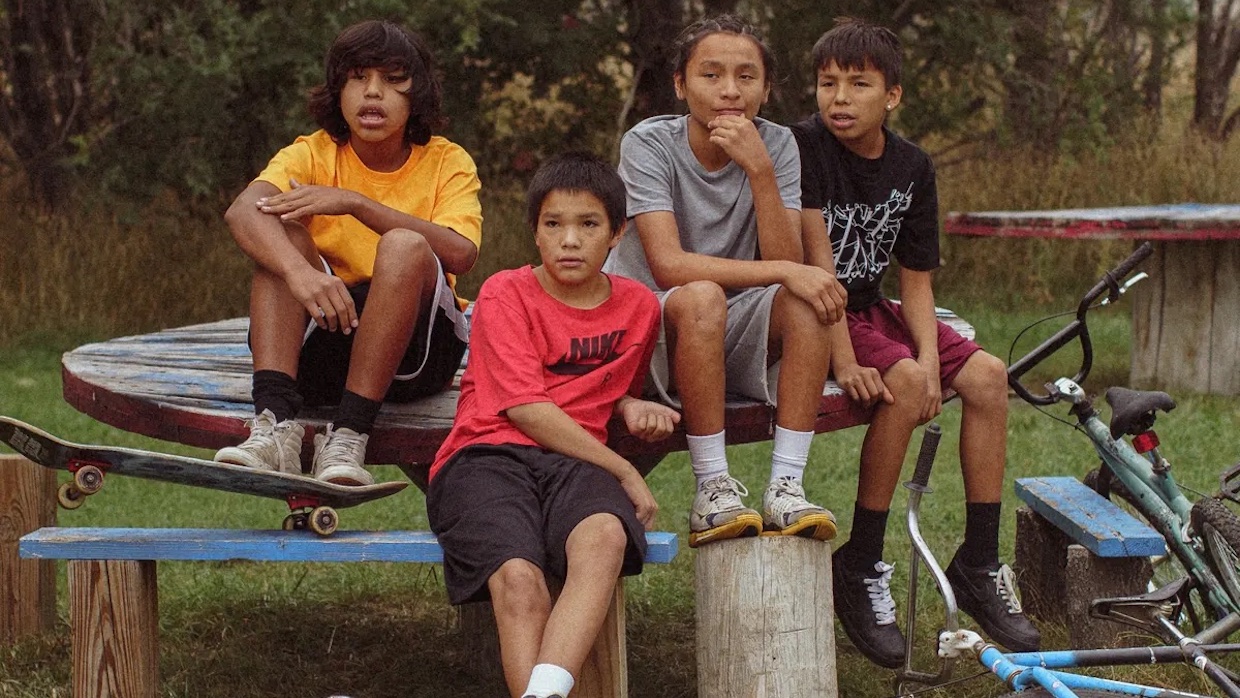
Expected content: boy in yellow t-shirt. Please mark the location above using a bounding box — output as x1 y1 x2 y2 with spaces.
215 20 482 486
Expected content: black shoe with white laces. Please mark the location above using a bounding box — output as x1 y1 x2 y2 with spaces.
946 554 1041 652
832 552 906 668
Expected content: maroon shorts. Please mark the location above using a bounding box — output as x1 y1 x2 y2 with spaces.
845 299 981 391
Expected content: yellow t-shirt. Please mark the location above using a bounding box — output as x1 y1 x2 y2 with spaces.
255 130 483 309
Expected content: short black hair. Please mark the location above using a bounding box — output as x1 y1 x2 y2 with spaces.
673 14 776 87
308 20 443 147
525 152 627 235
812 17 902 89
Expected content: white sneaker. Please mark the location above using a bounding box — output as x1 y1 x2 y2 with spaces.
762 476 837 541
214 409 305 475
688 473 763 548
312 425 373 486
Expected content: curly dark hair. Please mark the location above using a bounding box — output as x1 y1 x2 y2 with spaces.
672 14 776 87
307 20 443 146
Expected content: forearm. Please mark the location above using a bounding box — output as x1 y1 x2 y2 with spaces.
505 402 639 483
349 197 478 275
749 167 801 263
650 252 797 291
225 184 315 279
900 275 940 369
828 320 860 374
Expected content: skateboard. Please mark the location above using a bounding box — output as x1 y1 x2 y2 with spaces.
0 416 407 536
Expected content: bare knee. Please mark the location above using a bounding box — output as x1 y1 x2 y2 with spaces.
880 359 929 420
567 514 628 564
373 228 436 284
664 281 726 342
955 351 1008 410
488 559 551 620
771 287 831 342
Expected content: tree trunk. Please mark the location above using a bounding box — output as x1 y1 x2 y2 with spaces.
0 0 99 208
1193 0 1240 139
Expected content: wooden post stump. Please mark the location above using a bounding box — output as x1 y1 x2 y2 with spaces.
1132 240 1240 395
457 579 628 698
69 559 159 698
695 536 836 698
1013 507 1153 648
0 454 57 645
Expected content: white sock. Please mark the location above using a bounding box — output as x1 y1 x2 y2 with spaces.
769 425 814 484
687 430 728 488
524 663 574 698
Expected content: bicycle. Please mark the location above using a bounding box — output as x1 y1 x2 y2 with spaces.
892 242 1240 697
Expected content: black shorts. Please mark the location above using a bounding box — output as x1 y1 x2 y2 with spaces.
297 279 467 407
427 444 648 605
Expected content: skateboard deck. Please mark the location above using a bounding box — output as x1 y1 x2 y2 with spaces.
0 416 407 535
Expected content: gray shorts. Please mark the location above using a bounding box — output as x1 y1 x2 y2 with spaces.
648 284 781 407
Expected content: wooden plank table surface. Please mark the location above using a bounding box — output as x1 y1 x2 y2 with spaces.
61 311 973 489
945 203 1240 396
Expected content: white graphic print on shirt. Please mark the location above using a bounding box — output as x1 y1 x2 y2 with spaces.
826 183 914 285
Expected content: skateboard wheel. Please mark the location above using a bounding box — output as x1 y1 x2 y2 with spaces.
57 482 86 510
282 513 308 531
309 506 338 536
74 465 104 495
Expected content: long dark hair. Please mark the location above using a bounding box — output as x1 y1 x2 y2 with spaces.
307 20 443 146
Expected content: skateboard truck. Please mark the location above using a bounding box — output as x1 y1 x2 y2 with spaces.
59 458 111 509
283 495 339 536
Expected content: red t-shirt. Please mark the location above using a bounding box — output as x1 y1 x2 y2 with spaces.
429 266 661 481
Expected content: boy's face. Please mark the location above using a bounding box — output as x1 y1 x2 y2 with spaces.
816 60 902 158
339 66 413 149
675 32 770 129
534 190 621 289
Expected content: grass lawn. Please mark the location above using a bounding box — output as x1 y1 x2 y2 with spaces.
3 302 1240 697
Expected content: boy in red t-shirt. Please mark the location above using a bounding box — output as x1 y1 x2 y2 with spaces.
427 153 680 698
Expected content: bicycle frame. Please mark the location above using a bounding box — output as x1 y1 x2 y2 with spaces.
1052 377 1240 620
897 421 1240 698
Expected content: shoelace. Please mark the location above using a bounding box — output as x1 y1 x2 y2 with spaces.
768 477 816 515
241 417 280 451
319 429 366 465
864 562 898 625
991 564 1023 614
703 474 749 506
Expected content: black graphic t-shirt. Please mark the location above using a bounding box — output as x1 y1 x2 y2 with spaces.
792 115 939 311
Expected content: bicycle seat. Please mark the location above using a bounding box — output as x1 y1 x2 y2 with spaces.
1105 386 1176 439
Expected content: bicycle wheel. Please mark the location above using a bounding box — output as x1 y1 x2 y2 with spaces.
1083 467 1207 628
1191 497 1240 611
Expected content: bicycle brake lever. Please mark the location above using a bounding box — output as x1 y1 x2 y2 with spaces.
1099 272 1149 305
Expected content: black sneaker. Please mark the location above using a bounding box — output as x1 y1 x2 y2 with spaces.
832 552 906 668
946 555 1041 652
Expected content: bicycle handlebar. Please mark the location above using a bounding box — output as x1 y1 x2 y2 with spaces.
1007 242 1154 406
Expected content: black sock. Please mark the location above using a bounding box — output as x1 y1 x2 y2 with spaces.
959 502 1002 568
252 370 302 423
333 390 382 435
838 504 889 567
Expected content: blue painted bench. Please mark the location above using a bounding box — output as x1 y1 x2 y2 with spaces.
20 527 679 698
1013 476 1165 648
1014 476 1165 557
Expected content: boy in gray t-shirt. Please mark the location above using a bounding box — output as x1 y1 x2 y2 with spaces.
603 15 847 548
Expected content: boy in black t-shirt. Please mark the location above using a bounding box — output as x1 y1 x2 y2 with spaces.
792 18 1039 668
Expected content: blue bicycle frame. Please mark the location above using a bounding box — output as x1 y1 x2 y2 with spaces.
1050 376 1240 620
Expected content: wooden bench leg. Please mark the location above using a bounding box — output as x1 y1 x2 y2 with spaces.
69 559 159 698
695 536 837 698
1014 506 1153 649
458 578 629 698
0 454 56 645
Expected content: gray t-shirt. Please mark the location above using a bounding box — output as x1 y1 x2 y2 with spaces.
603 114 802 292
